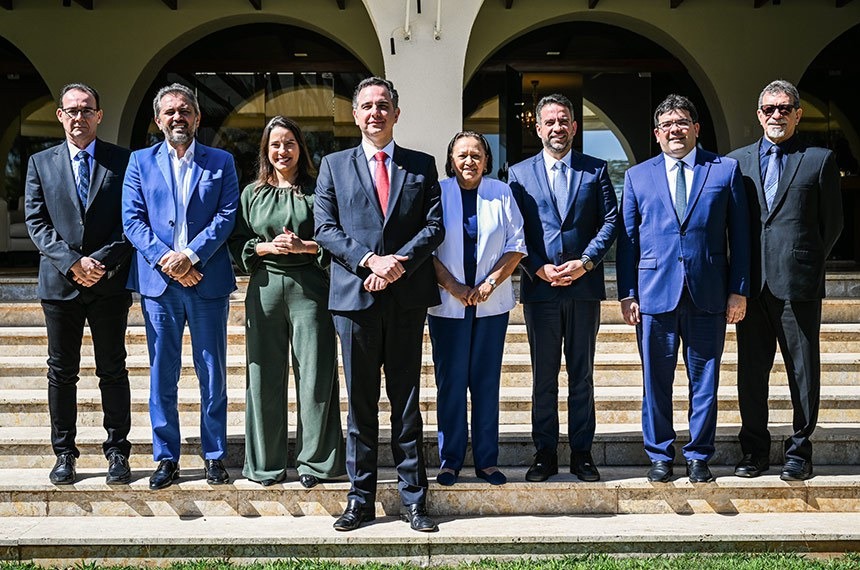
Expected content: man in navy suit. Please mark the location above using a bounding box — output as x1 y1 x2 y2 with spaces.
122 83 238 490
617 94 750 483
729 80 842 481
314 77 444 532
25 83 132 485
508 93 618 483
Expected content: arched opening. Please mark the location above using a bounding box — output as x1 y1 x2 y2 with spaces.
130 23 372 187
0 35 60 258
463 21 717 189
799 23 860 265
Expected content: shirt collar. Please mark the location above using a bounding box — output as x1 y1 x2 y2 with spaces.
542 149 572 171
664 147 697 170
760 134 797 157
67 139 96 161
168 139 196 163
362 139 395 163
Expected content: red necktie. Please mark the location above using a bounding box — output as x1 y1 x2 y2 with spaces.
374 150 389 215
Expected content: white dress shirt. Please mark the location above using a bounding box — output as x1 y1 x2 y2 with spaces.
663 147 697 206
542 149 572 191
359 139 396 267
67 139 96 191
167 139 199 265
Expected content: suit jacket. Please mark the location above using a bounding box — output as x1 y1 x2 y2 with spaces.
313 144 444 312
508 150 618 303
727 139 842 301
122 140 238 299
616 149 750 315
25 139 132 300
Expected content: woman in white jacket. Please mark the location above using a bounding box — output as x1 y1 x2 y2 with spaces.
428 131 527 486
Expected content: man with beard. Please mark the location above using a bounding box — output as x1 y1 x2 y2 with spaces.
508 94 618 483
728 80 842 481
122 83 239 489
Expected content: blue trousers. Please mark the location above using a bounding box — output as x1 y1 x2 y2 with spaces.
141 282 229 462
638 289 726 462
428 307 508 472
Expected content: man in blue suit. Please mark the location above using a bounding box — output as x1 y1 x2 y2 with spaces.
509 93 618 483
616 94 750 483
122 83 238 490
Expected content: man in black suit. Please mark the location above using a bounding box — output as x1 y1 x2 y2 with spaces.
314 77 444 532
728 79 843 481
25 83 133 485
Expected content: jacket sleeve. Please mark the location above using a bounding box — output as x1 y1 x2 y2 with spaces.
509 167 548 279
581 162 619 264
819 150 843 258
395 160 445 278
727 161 751 297
122 152 173 269
616 170 640 301
185 154 239 266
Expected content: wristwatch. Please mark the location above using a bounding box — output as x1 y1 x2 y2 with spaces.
486 277 498 290
580 256 594 272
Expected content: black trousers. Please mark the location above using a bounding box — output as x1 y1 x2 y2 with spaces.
42 291 133 458
332 299 428 507
736 285 821 462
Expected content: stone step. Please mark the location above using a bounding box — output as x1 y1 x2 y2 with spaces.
2 423 858 469
1 323 859 357
2 383 860 428
1 466 859 518
2 298 860 327
2 512 859 566
1 352 858 391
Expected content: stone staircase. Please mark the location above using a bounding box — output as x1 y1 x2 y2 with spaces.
0 269 859 566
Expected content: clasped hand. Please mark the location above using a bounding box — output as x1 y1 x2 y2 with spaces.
69 256 106 287
158 251 202 287
538 260 586 287
363 254 408 292
448 280 494 306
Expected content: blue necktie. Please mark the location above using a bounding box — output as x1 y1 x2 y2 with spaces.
76 150 90 209
763 146 781 211
552 161 568 217
674 161 687 220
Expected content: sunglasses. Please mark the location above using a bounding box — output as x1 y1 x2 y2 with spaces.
759 104 797 117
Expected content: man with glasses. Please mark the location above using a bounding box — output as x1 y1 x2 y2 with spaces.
25 83 133 485
617 94 750 483
728 80 843 481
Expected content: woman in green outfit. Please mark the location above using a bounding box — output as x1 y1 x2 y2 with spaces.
229 116 345 488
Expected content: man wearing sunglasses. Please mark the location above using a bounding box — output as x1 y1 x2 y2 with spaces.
728 80 843 481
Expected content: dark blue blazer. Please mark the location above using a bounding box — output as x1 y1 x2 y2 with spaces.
616 149 750 315
314 144 444 312
508 150 618 303
122 141 238 299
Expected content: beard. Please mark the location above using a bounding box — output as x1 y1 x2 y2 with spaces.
542 136 570 154
765 123 788 140
161 123 196 147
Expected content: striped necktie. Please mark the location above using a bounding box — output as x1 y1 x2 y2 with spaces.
763 146 781 211
76 150 90 209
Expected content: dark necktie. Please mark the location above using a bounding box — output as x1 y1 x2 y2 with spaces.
374 150 389 215
674 161 687 220
76 150 90 209
764 146 782 211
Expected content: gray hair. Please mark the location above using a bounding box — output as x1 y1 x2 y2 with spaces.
352 76 399 110
535 93 575 122
153 83 200 117
757 79 800 109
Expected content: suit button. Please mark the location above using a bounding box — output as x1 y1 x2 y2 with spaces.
680 231 686 236
678 257 683 262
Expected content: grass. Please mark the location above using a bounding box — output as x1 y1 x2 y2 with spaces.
2 554 860 570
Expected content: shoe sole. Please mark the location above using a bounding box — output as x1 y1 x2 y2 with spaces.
780 473 813 481
734 469 767 478
333 514 375 532
572 472 600 482
525 469 557 482
149 471 179 490
49 477 76 485
400 515 439 532
106 474 132 485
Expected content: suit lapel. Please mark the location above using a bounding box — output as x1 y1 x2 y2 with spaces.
187 143 206 213
649 155 678 225
156 142 174 193
386 146 408 225
350 145 383 222
562 151 584 223
768 147 802 220
683 151 712 226
87 139 109 210
52 143 81 215
530 154 561 224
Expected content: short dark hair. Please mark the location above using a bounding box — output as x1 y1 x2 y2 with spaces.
758 79 801 109
254 115 315 191
653 94 699 126
153 83 200 117
444 131 494 178
352 76 399 109
535 93 575 122
58 83 100 109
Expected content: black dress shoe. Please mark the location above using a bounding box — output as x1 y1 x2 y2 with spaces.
204 459 229 484
734 454 770 478
525 451 558 482
686 459 715 483
299 474 320 488
333 499 375 531
647 461 674 483
570 452 600 482
780 458 813 481
106 451 131 485
49 452 76 485
400 503 439 532
149 459 179 490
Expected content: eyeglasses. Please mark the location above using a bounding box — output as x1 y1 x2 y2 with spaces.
60 107 98 119
759 104 797 117
656 119 693 132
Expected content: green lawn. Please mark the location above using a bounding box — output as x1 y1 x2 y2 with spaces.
3 554 860 570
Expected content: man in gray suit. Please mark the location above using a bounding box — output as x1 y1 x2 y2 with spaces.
25 83 133 485
728 79 843 481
